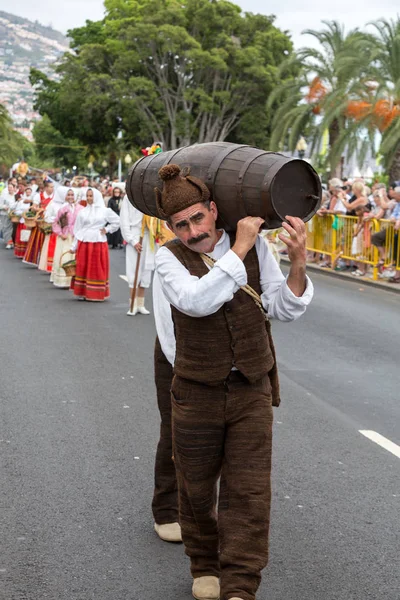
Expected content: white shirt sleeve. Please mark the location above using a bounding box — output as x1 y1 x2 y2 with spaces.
71 211 83 253
255 236 314 322
152 271 176 366
155 245 248 318
119 198 143 246
104 207 120 234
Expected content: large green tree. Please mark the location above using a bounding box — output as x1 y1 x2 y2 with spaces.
31 0 295 155
32 115 87 170
0 104 25 167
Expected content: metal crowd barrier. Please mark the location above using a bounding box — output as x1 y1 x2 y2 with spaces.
306 215 399 280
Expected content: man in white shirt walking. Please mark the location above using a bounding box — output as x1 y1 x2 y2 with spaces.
120 195 155 315
153 164 313 600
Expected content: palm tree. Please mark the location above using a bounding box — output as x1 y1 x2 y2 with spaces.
269 21 374 178
369 19 400 182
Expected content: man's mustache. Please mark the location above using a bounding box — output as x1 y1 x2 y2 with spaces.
187 233 210 245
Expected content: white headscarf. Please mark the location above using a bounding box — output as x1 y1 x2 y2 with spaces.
83 187 105 208
60 187 79 209
53 186 75 206
112 181 126 193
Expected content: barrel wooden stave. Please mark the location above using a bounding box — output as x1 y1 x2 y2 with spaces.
127 142 321 230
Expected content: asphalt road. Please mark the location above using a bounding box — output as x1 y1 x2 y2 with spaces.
1 243 399 600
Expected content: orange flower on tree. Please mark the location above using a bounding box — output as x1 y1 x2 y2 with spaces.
305 77 327 114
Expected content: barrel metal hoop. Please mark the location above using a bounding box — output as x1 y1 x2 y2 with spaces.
127 155 148 209
207 144 249 188
236 150 271 219
162 146 189 167
132 155 148 177
139 153 163 216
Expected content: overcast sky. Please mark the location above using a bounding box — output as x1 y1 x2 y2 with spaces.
1 0 399 47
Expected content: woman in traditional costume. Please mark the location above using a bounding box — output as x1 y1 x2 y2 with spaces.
0 181 16 249
70 188 120 301
13 190 33 258
107 187 124 248
38 188 64 273
22 182 55 266
22 193 42 266
51 188 83 288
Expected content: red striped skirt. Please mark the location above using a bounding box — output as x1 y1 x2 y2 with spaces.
71 241 110 301
14 223 28 258
23 227 45 266
46 233 57 272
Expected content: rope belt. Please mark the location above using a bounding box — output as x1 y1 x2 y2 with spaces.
200 253 269 322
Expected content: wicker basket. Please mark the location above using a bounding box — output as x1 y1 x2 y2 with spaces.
60 251 76 276
10 213 20 223
24 215 37 229
36 218 44 231
42 223 53 235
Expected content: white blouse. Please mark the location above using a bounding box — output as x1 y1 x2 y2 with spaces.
44 200 62 224
71 205 120 251
13 199 29 217
119 196 143 246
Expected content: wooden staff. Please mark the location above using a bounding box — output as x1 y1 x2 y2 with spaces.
128 218 146 315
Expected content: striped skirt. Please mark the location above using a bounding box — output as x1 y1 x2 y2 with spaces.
38 233 57 272
14 223 28 258
71 241 110 301
51 234 73 288
23 227 45 266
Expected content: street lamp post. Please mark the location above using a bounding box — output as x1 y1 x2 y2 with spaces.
117 130 123 181
296 136 308 160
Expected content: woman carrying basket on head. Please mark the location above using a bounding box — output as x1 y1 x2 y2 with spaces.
70 188 120 302
51 188 83 288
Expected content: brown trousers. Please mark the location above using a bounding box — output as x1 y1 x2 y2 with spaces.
151 338 178 524
172 371 273 600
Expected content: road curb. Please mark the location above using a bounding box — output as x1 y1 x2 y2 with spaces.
280 258 400 295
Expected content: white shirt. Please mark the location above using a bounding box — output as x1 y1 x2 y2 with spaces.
0 190 16 212
333 198 346 214
13 199 28 216
71 205 120 251
119 196 143 246
154 230 314 365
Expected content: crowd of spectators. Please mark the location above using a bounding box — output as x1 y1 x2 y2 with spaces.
313 178 400 282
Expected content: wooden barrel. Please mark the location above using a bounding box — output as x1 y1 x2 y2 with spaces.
126 142 321 230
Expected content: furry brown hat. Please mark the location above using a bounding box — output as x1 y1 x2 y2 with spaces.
155 164 210 219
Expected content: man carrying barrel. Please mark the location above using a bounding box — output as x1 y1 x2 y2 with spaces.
153 163 313 600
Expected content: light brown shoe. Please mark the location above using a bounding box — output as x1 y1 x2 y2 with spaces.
192 576 220 600
154 522 182 543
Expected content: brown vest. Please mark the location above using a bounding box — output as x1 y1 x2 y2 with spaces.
166 238 281 406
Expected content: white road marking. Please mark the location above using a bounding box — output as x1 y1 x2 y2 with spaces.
359 430 400 459
119 275 128 282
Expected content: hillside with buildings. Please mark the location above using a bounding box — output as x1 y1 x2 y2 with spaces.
0 11 70 140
